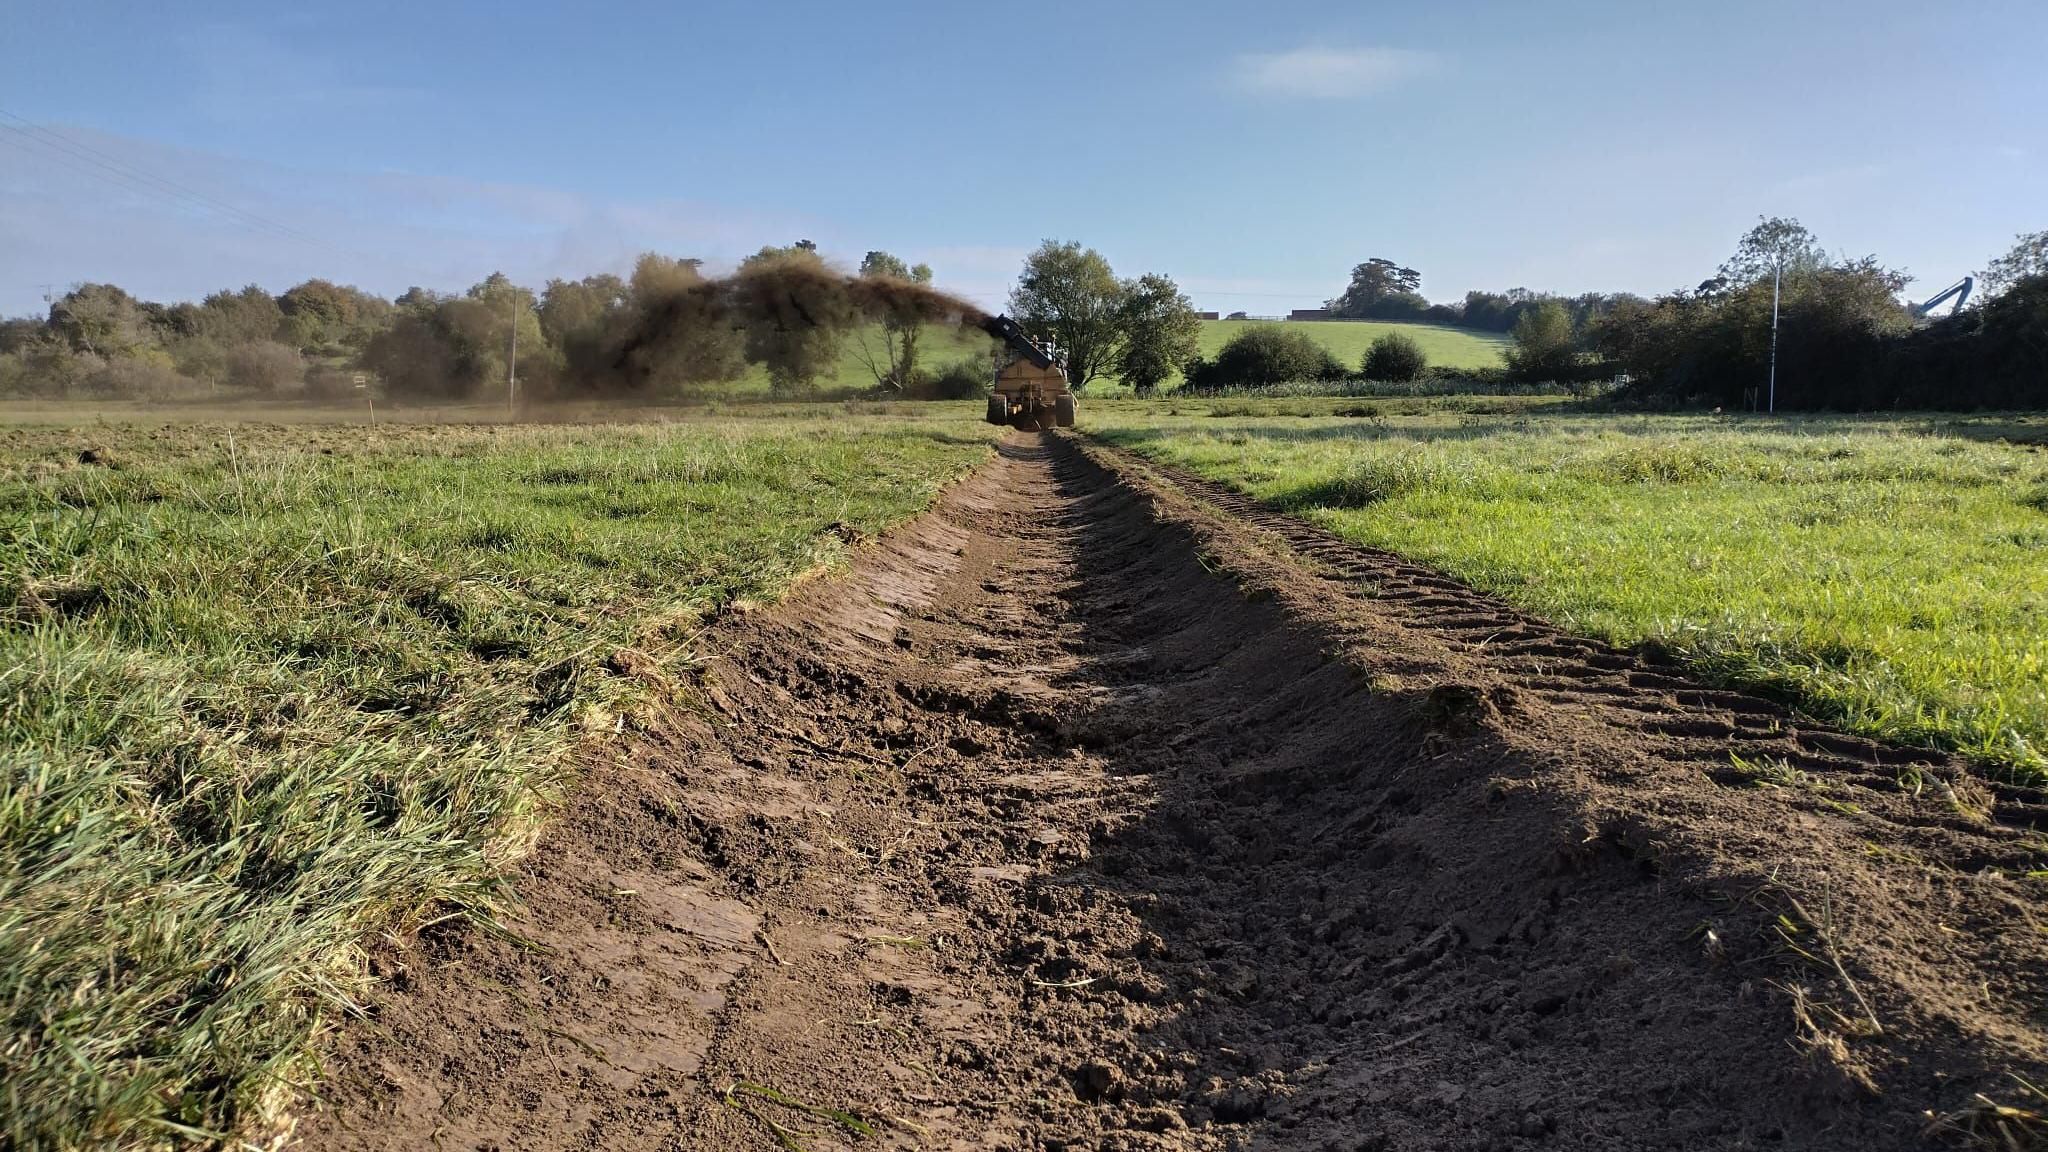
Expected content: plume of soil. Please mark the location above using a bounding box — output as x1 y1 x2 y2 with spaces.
590 262 985 394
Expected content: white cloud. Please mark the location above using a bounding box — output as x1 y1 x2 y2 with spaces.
1230 46 1437 100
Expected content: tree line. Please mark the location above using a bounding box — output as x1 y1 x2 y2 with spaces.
8 226 2043 410
1530 222 2048 409
0 239 1214 405
0 244 989 404
1310 225 2048 409
1322 256 1633 335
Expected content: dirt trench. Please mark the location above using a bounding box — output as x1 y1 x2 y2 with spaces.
298 434 2048 1152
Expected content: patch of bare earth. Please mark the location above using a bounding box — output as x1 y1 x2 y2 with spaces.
296 434 2048 1152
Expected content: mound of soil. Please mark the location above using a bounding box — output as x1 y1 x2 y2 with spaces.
296 435 2048 1151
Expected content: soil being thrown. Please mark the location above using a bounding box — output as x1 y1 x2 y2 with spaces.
299 434 2048 1151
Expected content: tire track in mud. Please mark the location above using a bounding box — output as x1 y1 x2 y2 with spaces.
299 433 2048 1152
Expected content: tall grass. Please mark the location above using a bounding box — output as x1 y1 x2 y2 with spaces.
0 411 997 1149
1090 406 2048 779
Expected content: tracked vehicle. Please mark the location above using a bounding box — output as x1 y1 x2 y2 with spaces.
980 315 1075 430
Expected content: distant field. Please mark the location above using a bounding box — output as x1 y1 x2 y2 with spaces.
1086 398 2048 779
1198 319 1509 373
0 411 999 1147
725 317 1508 397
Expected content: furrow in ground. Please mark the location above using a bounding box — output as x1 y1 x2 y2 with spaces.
296 432 2048 1152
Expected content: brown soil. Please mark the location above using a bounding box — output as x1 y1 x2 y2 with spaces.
295 433 2048 1152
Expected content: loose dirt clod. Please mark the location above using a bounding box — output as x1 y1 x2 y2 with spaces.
298 433 2048 1151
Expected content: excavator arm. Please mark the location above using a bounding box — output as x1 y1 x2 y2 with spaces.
977 314 1062 371
1912 276 1974 318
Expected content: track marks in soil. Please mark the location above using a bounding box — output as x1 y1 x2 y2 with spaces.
299 434 2048 1152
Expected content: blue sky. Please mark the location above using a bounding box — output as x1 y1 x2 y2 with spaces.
2 0 2041 316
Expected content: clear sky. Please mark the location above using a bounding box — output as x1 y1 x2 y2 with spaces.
2 0 2041 316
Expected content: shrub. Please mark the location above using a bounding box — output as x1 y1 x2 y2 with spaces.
169 336 229 386
1504 301 1581 383
0 352 29 398
1183 325 1346 390
0 345 103 397
83 351 185 399
904 357 988 401
1361 332 1427 382
225 341 304 393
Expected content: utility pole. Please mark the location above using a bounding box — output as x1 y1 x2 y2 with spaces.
1766 256 1781 414
506 293 518 420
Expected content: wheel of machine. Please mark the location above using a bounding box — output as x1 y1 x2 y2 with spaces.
986 395 1007 425
1055 395 1077 428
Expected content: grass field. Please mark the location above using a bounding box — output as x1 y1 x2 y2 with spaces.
0 410 998 1148
709 317 1506 398
1086 398 2048 779
1198 319 1509 374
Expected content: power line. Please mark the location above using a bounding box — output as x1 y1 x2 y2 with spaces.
0 111 461 287
0 130 234 227
0 110 349 257
0 125 336 256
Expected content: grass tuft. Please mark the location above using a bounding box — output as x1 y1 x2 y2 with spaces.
0 409 996 1149
1088 401 2048 782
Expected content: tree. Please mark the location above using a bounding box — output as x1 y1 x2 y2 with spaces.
363 297 466 399
0 317 43 355
279 279 358 331
1504 300 1579 382
466 272 553 387
362 274 548 400
1327 258 1424 318
629 253 705 303
196 285 284 345
1717 216 1827 287
1112 273 1201 395
277 280 387 349
1361 332 1427 381
1182 325 1345 390
1982 231 2048 299
538 273 629 348
50 284 153 357
854 249 935 391
1008 240 1124 389
734 243 851 396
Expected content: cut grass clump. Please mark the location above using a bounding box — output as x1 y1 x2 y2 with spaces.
1087 405 2048 781
1581 441 1728 484
1274 449 1472 509
0 411 997 1149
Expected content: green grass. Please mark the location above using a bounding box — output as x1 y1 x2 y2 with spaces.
714 318 1511 398
1198 319 1509 374
1085 399 2048 779
0 406 999 1149
716 316 1507 398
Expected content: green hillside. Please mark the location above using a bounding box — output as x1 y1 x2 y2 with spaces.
671 317 1506 399
1199 319 1508 372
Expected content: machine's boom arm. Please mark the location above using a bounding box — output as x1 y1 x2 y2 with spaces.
1912 276 1974 318
978 314 1062 372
